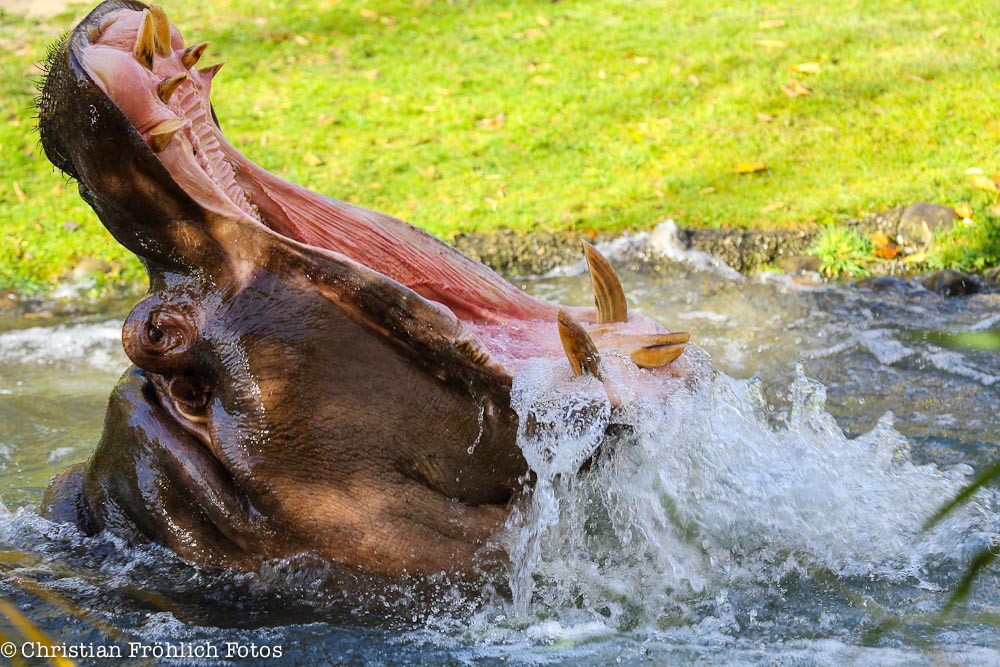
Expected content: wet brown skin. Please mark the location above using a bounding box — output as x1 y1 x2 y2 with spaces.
37 1 687 577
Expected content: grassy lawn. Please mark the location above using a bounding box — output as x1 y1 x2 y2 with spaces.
2 0 1000 291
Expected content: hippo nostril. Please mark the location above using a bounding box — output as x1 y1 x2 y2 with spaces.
123 297 198 375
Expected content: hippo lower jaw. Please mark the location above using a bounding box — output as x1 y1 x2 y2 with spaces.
37 1 690 577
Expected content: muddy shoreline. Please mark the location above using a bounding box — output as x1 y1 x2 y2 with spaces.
456 206 997 286
2 206 998 320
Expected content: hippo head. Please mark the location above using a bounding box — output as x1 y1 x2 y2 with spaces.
37 0 689 577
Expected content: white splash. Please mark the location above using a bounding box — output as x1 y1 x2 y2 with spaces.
0 320 126 372
502 353 994 625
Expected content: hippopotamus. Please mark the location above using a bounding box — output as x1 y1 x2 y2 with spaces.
37 0 689 577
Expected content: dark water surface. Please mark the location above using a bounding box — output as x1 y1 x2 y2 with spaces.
2 234 999 666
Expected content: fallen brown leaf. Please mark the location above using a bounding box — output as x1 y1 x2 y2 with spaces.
869 232 901 260
761 201 785 212
954 202 974 219
757 112 775 122
968 173 998 192
477 112 507 128
755 39 788 48
781 79 811 97
758 19 786 29
930 25 948 39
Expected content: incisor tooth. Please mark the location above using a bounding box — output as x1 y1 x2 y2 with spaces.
182 41 210 69
132 9 155 70
583 241 628 324
557 309 603 381
149 117 186 153
149 4 172 57
156 72 187 103
631 342 686 369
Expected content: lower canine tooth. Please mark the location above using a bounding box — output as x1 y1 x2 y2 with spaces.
150 4 172 56
149 117 186 153
132 9 155 70
557 309 603 381
157 72 188 103
583 241 628 324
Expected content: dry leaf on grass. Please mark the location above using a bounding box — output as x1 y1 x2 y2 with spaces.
781 79 811 97
869 232 901 260
735 161 767 174
968 173 999 192
789 62 821 75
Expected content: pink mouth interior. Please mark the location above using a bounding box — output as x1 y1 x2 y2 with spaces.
77 7 671 368
79 9 561 322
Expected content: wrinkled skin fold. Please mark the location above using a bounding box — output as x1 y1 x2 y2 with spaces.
37 0 689 577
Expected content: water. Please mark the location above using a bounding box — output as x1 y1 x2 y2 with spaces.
2 231 1000 665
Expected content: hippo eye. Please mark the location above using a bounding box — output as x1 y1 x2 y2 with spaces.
148 325 164 344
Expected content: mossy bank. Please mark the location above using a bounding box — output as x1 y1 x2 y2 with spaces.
3 0 1000 293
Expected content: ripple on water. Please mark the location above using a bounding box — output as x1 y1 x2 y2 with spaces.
0 253 999 665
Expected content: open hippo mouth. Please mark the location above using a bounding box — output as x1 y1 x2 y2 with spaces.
37 0 690 577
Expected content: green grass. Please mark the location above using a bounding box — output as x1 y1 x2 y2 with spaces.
3 0 1000 291
808 225 874 278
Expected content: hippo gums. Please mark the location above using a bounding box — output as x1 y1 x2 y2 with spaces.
37 0 690 577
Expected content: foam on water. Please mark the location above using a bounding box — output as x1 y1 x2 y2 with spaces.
0 320 126 372
497 347 996 629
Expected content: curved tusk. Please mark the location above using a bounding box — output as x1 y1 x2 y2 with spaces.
149 4 172 57
557 309 603 380
583 241 627 324
132 9 155 70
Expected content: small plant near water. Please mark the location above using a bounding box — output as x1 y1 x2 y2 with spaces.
926 212 1000 272
808 225 874 278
